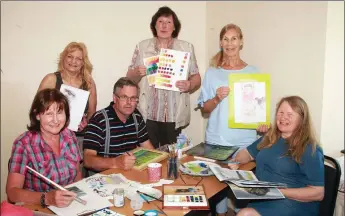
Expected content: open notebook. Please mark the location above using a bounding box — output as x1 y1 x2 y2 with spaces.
48 177 113 216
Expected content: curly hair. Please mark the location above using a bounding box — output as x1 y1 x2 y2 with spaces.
58 42 93 90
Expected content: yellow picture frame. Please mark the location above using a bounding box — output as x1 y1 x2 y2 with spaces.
228 73 271 129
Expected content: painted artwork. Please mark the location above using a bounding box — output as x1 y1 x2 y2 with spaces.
154 48 190 91
143 55 159 86
132 148 168 171
85 174 128 198
228 74 271 129
234 82 266 123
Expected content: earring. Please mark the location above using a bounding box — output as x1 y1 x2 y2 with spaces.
220 47 223 51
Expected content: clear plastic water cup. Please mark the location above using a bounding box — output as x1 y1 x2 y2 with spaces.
130 194 143 210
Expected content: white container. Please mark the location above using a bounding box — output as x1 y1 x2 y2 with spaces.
113 188 124 207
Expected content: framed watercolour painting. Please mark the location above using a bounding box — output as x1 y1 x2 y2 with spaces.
131 148 169 171
228 74 271 129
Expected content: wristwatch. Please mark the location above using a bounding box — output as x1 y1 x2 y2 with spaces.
40 192 47 208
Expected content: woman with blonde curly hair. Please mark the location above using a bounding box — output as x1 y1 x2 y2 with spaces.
38 42 97 132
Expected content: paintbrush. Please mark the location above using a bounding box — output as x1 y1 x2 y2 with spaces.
136 191 167 216
136 190 163 202
26 166 87 205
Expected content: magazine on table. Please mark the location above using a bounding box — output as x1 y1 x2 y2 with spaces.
209 166 287 187
209 165 285 200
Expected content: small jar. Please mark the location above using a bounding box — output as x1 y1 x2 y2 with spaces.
113 188 124 207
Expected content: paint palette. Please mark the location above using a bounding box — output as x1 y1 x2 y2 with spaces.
154 48 191 91
162 185 209 210
179 161 221 176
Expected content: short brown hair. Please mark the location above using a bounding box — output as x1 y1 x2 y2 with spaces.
113 77 139 95
150 6 181 38
27 88 70 132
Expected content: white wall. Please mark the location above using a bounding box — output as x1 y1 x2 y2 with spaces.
320 1 344 157
0 1 207 201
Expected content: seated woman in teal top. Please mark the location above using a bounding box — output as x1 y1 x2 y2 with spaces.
230 96 324 216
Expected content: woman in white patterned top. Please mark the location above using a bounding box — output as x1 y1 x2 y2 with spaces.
126 6 201 149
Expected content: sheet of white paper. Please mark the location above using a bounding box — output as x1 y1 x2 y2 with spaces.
48 177 112 216
60 84 90 131
234 82 266 123
143 179 174 187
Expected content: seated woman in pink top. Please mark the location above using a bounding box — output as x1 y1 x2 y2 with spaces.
6 88 82 208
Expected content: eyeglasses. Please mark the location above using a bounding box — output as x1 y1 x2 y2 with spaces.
115 94 139 103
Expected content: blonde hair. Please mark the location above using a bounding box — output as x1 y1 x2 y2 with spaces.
257 96 319 163
210 23 244 68
58 42 93 90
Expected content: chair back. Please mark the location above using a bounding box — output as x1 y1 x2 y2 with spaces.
319 155 342 216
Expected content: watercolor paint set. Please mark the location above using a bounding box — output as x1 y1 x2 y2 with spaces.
162 185 209 210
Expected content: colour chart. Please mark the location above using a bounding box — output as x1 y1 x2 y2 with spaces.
143 55 159 86
155 48 191 91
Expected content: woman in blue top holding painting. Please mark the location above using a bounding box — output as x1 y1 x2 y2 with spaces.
197 23 268 215
198 23 268 149
198 24 268 215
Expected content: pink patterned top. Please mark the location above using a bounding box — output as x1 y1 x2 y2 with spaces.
8 128 81 192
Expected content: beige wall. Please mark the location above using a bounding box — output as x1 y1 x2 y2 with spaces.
1 1 343 201
320 1 344 157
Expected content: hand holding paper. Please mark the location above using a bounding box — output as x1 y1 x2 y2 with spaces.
136 65 147 77
175 80 191 92
216 86 230 101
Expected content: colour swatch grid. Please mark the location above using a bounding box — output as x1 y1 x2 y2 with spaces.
145 48 190 92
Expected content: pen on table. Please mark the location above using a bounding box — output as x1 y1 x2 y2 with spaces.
195 177 203 187
136 190 163 202
136 191 167 216
180 173 186 184
137 192 150 204
25 166 87 205
193 156 216 163
77 207 109 216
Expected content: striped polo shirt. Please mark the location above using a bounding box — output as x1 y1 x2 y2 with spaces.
83 102 149 157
